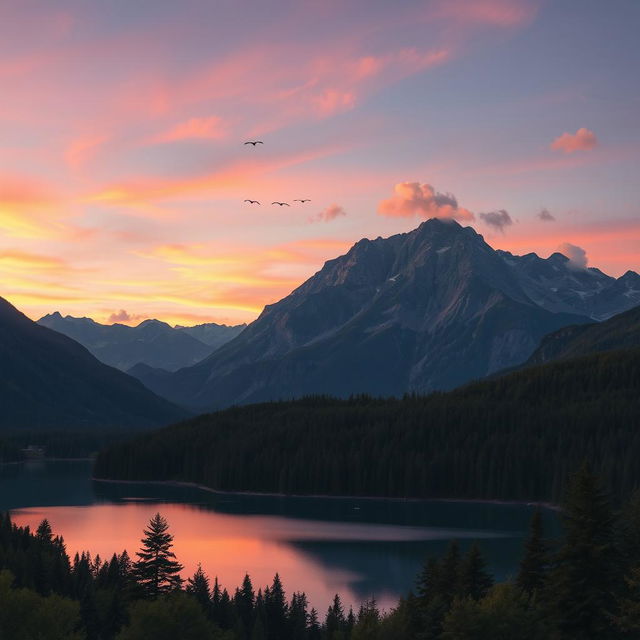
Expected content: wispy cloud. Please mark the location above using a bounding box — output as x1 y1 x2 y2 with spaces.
153 116 228 143
309 204 346 223
538 208 555 222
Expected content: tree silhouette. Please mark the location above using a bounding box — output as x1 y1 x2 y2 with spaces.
132 513 183 598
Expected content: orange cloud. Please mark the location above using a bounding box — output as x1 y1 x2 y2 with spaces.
551 128 598 153
0 249 68 270
378 182 474 221
154 116 228 143
0 175 63 238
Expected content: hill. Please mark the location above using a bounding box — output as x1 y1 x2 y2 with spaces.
522 304 640 366
0 297 187 430
94 346 640 502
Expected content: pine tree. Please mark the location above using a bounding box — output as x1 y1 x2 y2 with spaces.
325 594 346 639
308 607 322 640
265 573 288 640
132 512 183 598
289 592 309 640
36 519 53 544
235 573 255 637
547 464 619 639
186 563 211 615
517 510 550 596
252 589 267 640
416 557 440 605
439 541 461 603
457 543 493 601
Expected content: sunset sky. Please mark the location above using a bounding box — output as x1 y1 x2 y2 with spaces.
1 0 639 326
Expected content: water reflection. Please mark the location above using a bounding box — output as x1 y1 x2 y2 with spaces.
1 461 559 612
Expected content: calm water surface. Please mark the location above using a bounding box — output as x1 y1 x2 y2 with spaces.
0 460 559 611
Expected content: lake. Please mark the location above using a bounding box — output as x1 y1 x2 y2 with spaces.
0 460 559 612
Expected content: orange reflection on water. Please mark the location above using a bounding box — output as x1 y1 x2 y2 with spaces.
11 502 399 611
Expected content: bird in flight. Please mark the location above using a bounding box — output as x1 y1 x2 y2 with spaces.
272 201 290 206
244 199 260 204
293 199 311 203
244 140 263 146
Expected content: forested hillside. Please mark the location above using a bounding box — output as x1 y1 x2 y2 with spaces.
94 348 640 503
523 304 640 366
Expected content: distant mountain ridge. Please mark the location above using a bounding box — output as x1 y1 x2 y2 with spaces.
0 297 187 430
497 250 640 320
133 218 639 410
520 303 640 367
37 313 246 372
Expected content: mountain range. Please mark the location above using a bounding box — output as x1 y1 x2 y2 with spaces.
132 218 640 410
0 297 187 430
37 313 245 372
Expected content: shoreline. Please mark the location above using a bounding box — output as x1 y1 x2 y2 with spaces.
1 456 94 466
92 476 561 511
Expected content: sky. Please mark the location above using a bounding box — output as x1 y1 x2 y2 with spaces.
1 0 639 327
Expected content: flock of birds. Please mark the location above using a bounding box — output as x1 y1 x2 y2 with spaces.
242 140 310 207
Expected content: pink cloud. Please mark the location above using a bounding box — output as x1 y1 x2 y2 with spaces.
430 0 538 27
378 182 474 221
550 128 598 153
309 204 347 224
154 116 228 143
312 90 356 117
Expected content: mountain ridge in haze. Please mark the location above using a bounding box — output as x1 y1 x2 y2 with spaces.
133 218 639 410
37 313 246 372
0 297 187 430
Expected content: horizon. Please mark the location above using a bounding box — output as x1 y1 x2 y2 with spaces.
1 0 639 326
23 216 639 327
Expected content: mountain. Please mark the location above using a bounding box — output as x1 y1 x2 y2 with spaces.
175 322 246 350
497 251 640 320
37 314 244 372
94 347 640 503
133 218 640 410
521 304 640 367
0 297 187 430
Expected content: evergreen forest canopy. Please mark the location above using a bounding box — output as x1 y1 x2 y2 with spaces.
95 347 640 504
3 467 640 639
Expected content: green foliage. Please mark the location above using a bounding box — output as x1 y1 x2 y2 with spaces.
95 348 640 503
516 510 550 596
0 569 83 640
548 465 619 639
441 583 546 640
115 592 223 640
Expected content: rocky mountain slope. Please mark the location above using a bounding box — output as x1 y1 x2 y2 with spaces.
132 219 640 410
